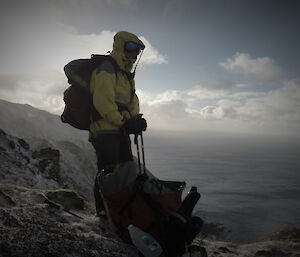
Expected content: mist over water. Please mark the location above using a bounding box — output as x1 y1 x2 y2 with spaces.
134 130 300 242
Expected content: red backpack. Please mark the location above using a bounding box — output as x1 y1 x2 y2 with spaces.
97 160 203 257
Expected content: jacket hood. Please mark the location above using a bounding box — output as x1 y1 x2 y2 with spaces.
110 31 145 72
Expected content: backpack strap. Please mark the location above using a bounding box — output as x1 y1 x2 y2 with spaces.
103 55 135 80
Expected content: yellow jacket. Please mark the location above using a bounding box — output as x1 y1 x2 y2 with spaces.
89 31 145 134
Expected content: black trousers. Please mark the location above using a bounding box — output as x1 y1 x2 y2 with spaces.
91 133 133 171
90 133 133 214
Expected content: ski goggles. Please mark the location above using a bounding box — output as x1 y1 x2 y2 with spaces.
124 41 144 53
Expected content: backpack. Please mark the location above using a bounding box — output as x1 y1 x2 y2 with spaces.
96 161 204 257
61 54 118 130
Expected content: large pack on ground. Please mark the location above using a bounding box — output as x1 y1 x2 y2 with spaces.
96 161 205 257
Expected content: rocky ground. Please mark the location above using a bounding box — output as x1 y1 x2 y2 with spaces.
1 183 300 257
1 128 300 257
0 183 138 257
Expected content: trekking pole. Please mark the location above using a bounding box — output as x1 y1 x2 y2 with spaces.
140 131 146 174
134 134 142 174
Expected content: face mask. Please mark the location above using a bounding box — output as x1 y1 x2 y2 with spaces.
125 52 138 61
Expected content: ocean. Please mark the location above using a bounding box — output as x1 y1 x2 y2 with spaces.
133 130 300 242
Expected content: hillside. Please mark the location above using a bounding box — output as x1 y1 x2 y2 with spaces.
0 99 97 199
0 99 88 146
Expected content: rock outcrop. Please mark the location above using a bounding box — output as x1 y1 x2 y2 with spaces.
32 148 61 183
0 184 138 257
0 127 97 200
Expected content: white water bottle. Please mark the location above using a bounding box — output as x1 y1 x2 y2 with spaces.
128 224 162 257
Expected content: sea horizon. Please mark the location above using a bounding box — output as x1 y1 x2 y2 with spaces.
134 130 300 242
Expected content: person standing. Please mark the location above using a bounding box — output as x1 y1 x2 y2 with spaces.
89 31 147 215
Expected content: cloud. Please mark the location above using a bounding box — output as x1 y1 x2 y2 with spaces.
138 90 191 131
238 79 300 122
186 103 238 121
139 37 168 65
148 90 182 104
219 52 284 81
199 106 224 119
139 91 246 133
140 90 185 114
137 79 300 137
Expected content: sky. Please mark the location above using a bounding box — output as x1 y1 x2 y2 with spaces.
0 0 300 137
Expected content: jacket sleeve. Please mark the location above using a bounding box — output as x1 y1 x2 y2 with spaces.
127 79 140 117
128 92 140 117
91 70 124 127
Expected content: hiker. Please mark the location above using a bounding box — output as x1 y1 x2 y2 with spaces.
89 31 147 215
61 32 206 256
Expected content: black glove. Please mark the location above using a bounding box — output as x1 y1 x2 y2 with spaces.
123 116 147 135
139 117 147 132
